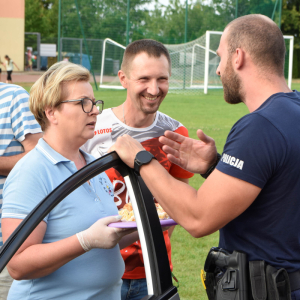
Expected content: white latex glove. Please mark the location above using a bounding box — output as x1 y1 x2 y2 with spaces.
76 215 135 251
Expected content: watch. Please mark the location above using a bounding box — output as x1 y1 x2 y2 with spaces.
200 153 222 179
134 151 156 176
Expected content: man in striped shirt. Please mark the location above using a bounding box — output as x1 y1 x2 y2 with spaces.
0 83 42 299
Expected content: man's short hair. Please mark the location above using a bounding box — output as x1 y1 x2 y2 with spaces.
121 39 171 76
226 14 285 76
29 62 90 131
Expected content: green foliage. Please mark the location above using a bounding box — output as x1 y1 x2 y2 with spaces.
282 0 300 48
24 0 299 78
25 0 58 37
60 0 151 43
143 0 229 44
281 0 300 77
25 0 286 45
26 0 282 42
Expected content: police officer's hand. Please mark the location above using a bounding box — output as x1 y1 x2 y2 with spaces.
109 134 145 168
158 129 218 174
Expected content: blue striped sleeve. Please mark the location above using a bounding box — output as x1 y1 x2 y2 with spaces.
10 87 41 141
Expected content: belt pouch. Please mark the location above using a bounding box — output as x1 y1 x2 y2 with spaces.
288 270 300 292
216 268 239 300
249 261 267 300
266 265 291 300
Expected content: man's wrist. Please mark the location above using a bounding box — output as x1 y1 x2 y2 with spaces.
134 150 156 176
200 153 222 179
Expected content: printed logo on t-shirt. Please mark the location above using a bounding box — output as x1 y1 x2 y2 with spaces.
98 176 114 196
94 128 112 136
221 153 244 170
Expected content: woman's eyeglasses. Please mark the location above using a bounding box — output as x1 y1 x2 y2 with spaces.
60 98 104 113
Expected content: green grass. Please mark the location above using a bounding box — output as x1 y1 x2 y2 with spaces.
18 81 300 300
91 89 248 300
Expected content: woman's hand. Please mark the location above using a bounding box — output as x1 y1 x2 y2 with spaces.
76 215 136 251
3 216 135 280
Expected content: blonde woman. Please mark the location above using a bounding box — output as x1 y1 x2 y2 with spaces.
2 62 137 299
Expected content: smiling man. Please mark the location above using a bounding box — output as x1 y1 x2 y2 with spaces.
82 39 194 300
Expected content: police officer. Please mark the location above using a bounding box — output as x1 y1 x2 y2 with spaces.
110 14 300 299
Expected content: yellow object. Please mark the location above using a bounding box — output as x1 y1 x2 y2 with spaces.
201 269 206 289
118 202 170 221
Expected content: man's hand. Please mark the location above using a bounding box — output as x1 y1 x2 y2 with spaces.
109 134 145 168
158 129 218 174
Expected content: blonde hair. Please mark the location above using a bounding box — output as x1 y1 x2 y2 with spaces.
29 62 90 131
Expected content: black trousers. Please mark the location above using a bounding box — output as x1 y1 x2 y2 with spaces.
7 71 12 81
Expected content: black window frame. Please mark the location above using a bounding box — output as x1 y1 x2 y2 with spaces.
0 152 179 300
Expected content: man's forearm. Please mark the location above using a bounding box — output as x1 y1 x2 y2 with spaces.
139 160 201 237
0 152 27 176
0 132 43 176
119 232 139 249
139 159 262 239
168 225 175 237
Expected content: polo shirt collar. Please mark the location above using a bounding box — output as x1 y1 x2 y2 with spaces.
36 138 95 165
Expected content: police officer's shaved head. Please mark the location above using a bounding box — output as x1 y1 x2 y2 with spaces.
225 14 285 77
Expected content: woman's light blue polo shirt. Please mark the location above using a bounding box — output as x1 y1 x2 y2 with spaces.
2 138 125 300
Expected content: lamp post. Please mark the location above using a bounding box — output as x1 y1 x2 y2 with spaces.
183 0 188 89
278 0 282 29
57 0 61 61
126 0 130 46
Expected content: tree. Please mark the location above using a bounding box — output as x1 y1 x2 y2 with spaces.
281 0 300 46
281 0 300 77
60 0 151 44
25 0 58 38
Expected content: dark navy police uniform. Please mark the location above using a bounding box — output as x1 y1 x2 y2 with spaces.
216 91 300 298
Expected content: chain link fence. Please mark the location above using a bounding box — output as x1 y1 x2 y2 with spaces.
30 0 288 93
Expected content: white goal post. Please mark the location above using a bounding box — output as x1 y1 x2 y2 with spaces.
203 31 294 94
204 31 222 94
100 38 126 90
99 32 294 94
283 35 294 90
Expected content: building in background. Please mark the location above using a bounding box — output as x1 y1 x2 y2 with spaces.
0 0 25 71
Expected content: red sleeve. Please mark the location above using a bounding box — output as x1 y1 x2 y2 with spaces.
169 126 194 179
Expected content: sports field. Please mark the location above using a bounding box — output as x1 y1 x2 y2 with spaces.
87 88 248 300
18 81 300 300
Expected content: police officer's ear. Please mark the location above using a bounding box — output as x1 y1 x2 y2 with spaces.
234 48 245 71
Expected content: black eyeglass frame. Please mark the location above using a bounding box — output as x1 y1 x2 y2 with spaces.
60 98 104 113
